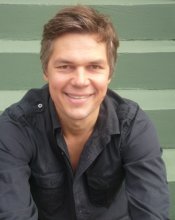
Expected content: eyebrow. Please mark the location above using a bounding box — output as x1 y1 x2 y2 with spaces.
89 59 107 64
53 59 73 65
53 59 107 65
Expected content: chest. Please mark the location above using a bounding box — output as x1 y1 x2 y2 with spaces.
30 136 124 215
64 135 89 172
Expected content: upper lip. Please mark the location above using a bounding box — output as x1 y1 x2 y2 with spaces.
65 92 94 97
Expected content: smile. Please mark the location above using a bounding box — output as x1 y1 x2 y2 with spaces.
67 94 91 99
65 93 94 104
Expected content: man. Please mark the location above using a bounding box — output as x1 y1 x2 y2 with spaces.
0 5 169 220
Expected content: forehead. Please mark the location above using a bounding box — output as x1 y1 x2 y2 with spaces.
52 33 106 51
49 33 108 62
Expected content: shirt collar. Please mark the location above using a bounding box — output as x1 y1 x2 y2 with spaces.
49 97 61 131
95 92 120 136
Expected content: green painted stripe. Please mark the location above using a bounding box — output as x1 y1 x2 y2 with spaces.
146 110 175 150
0 0 174 5
0 41 175 90
162 149 175 182
0 52 174 90
110 53 175 90
1 90 175 112
0 53 45 90
1 40 175 53
0 5 175 40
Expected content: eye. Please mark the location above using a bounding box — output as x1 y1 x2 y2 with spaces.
55 65 74 72
88 64 103 71
56 65 69 69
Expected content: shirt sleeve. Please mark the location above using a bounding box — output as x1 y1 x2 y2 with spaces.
0 116 38 220
122 108 170 220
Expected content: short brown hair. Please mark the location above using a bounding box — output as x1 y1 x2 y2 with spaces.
40 5 119 76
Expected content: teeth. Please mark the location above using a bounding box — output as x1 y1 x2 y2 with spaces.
68 95 89 99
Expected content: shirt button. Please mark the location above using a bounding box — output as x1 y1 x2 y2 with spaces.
37 103 43 109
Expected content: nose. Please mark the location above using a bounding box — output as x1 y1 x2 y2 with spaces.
71 67 89 87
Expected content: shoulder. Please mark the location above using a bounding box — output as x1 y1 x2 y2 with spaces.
0 85 50 156
1 84 49 125
107 90 161 159
106 89 140 123
106 89 154 141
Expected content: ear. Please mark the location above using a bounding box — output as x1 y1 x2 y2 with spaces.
43 73 48 82
108 77 111 85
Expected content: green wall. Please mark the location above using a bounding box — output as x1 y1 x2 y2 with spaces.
0 1 174 218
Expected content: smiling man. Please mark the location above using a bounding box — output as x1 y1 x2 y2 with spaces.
45 33 110 122
0 5 169 220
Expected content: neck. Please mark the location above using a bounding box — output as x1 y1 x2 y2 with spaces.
60 115 98 172
58 113 99 138
64 117 97 137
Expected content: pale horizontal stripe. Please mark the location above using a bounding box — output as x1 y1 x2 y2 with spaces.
0 89 175 112
0 40 40 54
0 90 26 111
0 0 174 5
162 149 175 182
0 90 174 181
0 91 174 181
114 89 175 110
119 41 175 54
1 40 175 54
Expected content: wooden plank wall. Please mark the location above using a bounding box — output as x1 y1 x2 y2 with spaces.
0 1 174 218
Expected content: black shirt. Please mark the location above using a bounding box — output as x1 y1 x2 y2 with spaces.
0 85 170 220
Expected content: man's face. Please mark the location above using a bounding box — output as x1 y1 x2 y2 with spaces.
44 33 111 122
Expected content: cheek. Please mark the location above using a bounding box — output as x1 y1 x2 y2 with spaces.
95 77 110 92
47 77 61 96
46 72 63 88
93 82 109 103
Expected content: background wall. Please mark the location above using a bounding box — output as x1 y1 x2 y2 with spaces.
0 0 174 218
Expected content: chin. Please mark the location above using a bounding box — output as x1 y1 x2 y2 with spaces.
67 111 90 121
68 114 88 121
